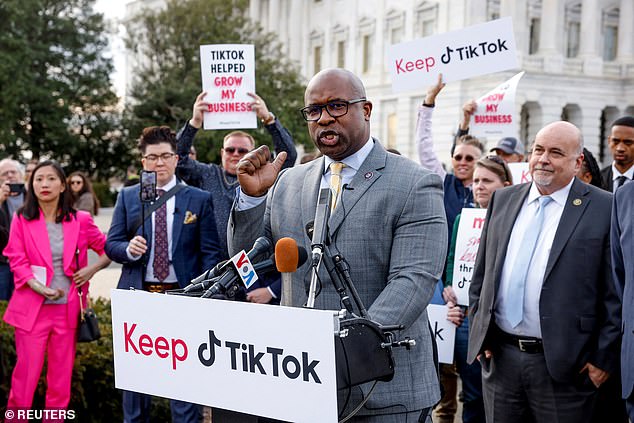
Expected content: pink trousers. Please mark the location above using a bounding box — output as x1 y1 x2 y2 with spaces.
7 304 77 414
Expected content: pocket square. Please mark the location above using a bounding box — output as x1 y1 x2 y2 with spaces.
184 211 197 224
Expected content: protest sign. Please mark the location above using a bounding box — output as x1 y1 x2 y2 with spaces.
388 17 518 92
200 44 256 129
470 71 525 138
427 305 456 364
508 162 532 185
452 208 487 306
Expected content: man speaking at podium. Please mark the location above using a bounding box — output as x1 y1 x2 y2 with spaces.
229 68 447 422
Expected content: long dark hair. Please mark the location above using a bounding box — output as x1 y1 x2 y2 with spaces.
18 161 75 223
68 171 100 215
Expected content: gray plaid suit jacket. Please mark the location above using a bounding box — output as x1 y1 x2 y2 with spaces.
229 140 447 417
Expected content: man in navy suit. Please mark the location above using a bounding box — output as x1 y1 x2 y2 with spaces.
106 125 222 423
612 180 634 420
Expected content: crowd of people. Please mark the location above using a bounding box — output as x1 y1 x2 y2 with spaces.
0 67 632 423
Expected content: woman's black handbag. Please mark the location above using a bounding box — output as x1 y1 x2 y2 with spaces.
77 297 101 343
76 249 100 343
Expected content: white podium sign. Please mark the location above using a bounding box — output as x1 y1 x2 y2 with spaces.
111 290 338 422
452 208 487 306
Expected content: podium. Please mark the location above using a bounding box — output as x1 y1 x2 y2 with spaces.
111 290 339 423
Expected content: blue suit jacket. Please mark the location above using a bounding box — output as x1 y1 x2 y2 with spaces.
612 181 634 398
105 183 223 289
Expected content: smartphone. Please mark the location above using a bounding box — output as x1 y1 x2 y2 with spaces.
139 171 157 203
8 183 24 194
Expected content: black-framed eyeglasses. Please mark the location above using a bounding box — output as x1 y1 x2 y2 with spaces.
300 98 366 121
143 153 177 163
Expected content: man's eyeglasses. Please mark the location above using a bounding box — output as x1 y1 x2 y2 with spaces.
300 98 366 122
143 153 177 163
452 154 476 162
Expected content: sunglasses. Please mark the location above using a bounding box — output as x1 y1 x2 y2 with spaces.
224 147 250 155
481 155 511 183
453 154 476 162
70 180 83 185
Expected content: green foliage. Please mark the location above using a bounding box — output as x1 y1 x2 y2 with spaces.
0 0 133 179
0 299 172 421
125 0 309 164
92 181 117 208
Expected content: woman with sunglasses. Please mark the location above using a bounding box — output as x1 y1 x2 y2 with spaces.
67 171 100 216
416 75 484 243
3 161 110 415
441 156 513 423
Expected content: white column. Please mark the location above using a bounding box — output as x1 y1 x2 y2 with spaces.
288 0 303 65
617 0 634 62
579 0 602 75
249 0 260 22
500 0 528 62
267 0 279 35
539 0 563 73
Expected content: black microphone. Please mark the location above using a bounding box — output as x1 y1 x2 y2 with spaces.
311 188 331 267
185 237 272 293
201 247 308 299
182 260 230 293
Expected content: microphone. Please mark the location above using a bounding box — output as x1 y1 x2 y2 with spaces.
276 237 300 306
182 260 230 293
185 237 272 293
202 247 307 299
311 188 331 267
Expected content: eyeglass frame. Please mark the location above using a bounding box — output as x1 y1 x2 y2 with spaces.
142 152 177 163
299 98 367 122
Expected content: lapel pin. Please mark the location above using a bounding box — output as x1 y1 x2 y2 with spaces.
364 172 373 179
572 198 582 206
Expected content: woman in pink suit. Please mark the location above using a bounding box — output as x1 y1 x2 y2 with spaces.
3 161 110 415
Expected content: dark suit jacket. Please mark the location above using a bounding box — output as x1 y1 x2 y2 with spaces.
105 183 223 289
611 181 634 398
601 165 613 192
468 178 621 383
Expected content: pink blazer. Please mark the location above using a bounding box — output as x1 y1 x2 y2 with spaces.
2 210 106 331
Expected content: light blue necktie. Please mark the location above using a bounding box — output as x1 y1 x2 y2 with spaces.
505 195 553 327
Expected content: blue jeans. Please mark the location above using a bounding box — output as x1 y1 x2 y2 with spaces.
454 315 485 423
0 262 14 301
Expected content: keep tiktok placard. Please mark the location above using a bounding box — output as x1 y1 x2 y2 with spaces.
200 44 256 130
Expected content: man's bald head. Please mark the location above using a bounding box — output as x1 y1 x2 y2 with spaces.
305 68 366 103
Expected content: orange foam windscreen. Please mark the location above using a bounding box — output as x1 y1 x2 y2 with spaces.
275 237 299 273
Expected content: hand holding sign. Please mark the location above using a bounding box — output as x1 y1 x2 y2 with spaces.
424 73 446 106
190 92 209 129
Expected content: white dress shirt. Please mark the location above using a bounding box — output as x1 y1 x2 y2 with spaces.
495 178 574 338
127 175 179 283
611 163 634 192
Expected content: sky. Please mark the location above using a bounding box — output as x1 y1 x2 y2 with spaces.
94 0 131 97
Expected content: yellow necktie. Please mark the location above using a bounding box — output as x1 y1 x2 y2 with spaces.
329 162 346 212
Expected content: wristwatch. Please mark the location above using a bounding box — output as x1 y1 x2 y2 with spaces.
261 112 275 126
